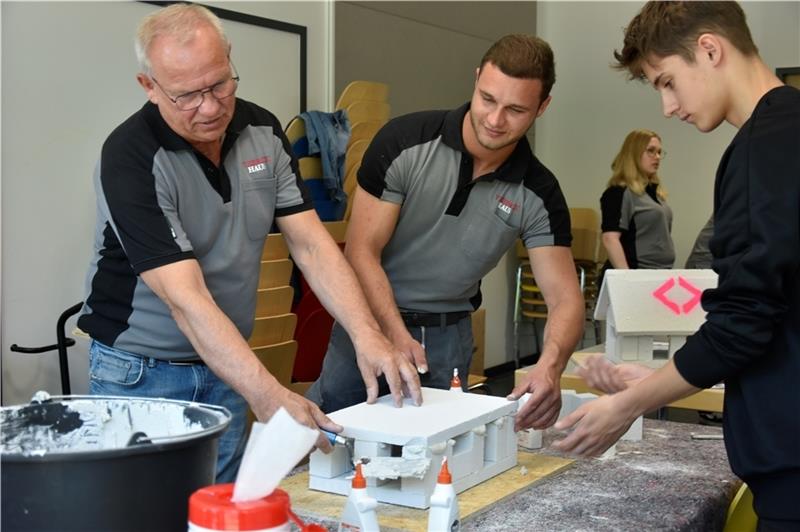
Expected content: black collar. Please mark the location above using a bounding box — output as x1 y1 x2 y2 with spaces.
441 102 535 184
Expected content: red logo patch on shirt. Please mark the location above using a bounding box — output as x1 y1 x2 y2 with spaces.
495 194 520 214
243 156 271 174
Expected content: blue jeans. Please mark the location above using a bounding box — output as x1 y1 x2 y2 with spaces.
88 340 248 483
306 318 474 413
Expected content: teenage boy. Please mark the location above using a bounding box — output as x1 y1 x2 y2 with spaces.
553 2 800 527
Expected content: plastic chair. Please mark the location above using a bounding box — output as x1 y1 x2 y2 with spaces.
723 483 757 532
335 81 389 110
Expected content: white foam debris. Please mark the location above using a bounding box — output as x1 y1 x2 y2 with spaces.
360 445 431 480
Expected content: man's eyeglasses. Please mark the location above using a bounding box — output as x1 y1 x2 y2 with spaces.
151 62 240 111
645 147 666 159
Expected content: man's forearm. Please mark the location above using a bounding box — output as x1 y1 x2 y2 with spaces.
346 250 409 341
292 236 386 341
163 284 286 419
538 296 585 374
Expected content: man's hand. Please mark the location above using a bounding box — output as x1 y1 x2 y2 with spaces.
508 363 562 431
354 329 422 408
388 329 429 374
576 355 654 393
551 393 637 457
260 386 343 453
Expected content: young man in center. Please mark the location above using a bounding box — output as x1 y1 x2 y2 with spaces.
552 2 800 527
308 34 585 432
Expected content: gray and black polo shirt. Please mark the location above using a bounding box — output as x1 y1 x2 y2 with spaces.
358 102 571 314
78 99 312 360
600 183 675 270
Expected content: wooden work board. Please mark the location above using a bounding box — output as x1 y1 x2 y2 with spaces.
281 451 573 531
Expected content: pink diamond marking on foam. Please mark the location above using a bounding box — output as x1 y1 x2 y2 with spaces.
679 276 703 313
652 277 680 315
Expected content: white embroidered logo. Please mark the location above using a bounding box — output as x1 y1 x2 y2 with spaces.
243 156 270 174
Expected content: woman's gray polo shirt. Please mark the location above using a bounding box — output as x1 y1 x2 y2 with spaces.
358 102 571 314
78 100 312 360
600 184 675 270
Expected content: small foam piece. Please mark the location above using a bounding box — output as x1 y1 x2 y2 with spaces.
361 457 431 480
517 428 542 450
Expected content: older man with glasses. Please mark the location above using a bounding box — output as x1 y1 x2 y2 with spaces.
77 3 420 483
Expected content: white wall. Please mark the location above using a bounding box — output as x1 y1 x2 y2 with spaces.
0 1 332 405
536 1 800 268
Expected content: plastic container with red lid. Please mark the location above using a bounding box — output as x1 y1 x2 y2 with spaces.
188 483 326 532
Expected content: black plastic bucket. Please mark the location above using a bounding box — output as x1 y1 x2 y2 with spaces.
1 394 230 531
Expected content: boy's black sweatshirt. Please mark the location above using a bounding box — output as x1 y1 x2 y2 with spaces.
674 85 800 520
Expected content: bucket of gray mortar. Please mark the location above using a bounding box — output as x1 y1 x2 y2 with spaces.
1 393 231 531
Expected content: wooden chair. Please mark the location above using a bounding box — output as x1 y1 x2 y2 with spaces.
298 157 323 180
258 258 293 289
569 207 602 345
261 233 289 261
248 340 299 425
323 220 348 243
284 116 306 146
255 285 294 318
253 340 298 388
248 313 298 347
335 81 389 110
344 100 390 125
344 139 370 180
349 120 383 147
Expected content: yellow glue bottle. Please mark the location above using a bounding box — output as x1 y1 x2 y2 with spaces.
338 462 379 532
427 457 460 532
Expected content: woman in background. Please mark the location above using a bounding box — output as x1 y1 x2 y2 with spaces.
599 129 675 285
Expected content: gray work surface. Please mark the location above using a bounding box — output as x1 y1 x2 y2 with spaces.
465 419 737 531
300 419 738 531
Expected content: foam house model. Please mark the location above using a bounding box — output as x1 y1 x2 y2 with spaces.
309 387 517 509
595 269 718 365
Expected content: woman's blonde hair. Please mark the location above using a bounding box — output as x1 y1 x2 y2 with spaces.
606 129 667 199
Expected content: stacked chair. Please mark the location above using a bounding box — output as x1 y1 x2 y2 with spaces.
277 82 392 392
247 232 299 422
334 81 391 220
513 207 603 366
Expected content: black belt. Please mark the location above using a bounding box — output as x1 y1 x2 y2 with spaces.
400 311 471 327
168 359 206 366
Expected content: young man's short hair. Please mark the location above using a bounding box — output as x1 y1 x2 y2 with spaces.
480 34 556 100
614 1 758 80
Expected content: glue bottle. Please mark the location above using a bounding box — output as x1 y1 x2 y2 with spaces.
338 462 380 532
188 483 326 532
427 457 460 532
449 369 463 393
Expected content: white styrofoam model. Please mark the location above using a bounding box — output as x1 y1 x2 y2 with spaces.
594 269 718 365
309 387 518 509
